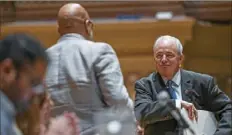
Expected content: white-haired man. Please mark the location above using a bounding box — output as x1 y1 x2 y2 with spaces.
134 35 232 135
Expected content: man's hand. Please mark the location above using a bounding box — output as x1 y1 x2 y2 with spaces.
40 94 54 125
45 112 80 135
181 101 198 122
136 122 144 135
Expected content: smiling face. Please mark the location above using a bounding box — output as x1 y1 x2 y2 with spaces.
153 38 183 80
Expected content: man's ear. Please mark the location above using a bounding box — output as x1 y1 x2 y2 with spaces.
0 59 17 85
1 59 15 75
179 54 185 66
84 20 91 35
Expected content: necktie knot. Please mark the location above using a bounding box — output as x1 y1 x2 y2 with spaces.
167 80 178 88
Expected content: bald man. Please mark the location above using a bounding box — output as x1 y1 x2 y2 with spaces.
45 3 134 135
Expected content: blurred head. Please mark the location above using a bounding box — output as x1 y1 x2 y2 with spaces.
0 33 48 113
57 3 94 40
153 35 184 80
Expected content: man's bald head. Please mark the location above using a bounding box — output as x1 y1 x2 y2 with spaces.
58 3 89 22
57 3 93 39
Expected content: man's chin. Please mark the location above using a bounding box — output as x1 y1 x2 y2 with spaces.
159 71 173 79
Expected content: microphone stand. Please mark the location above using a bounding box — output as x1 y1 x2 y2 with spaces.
157 91 196 135
166 101 196 135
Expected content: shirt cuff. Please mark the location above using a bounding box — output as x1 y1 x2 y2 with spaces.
175 100 181 109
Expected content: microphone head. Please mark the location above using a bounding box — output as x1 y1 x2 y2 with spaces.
157 91 170 101
157 91 170 106
94 106 136 135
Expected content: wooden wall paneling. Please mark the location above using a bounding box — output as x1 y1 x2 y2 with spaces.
184 23 231 57
94 18 195 56
125 72 143 100
184 1 232 21
1 23 60 46
183 1 231 8
0 1 15 24
184 41 231 58
184 57 231 75
14 1 184 20
14 1 181 9
2 17 195 57
119 55 155 75
120 55 156 99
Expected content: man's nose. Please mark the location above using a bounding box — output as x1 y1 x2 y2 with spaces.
161 55 167 62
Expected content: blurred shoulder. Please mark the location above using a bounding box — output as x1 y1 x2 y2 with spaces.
91 41 115 52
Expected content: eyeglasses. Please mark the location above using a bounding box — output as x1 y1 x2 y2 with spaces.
155 53 176 61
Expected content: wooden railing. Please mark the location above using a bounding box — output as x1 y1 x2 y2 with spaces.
13 1 184 20
0 1 15 23
184 1 232 21
1 1 231 24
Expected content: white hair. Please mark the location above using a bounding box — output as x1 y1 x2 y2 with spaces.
153 35 183 55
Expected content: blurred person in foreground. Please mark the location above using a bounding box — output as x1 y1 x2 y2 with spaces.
16 92 79 135
134 35 232 135
0 33 79 135
45 3 134 135
0 33 48 135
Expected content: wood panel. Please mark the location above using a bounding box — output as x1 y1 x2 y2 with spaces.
14 1 181 9
1 17 195 57
183 1 231 8
184 1 232 21
184 22 231 57
119 55 155 99
119 55 155 74
184 58 231 75
14 1 184 20
0 1 15 24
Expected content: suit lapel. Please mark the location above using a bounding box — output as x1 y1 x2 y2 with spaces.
152 72 168 96
180 69 193 102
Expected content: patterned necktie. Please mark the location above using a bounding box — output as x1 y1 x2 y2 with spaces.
167 80 177 99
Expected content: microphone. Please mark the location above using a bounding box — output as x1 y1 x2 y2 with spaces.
185 90 201 109
94 106 136 135
157 91 196 135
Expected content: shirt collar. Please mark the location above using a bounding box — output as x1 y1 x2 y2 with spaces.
58 33 85 43
162 69 181 86
0 90 16 118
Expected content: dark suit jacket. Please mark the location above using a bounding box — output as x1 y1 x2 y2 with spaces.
134 69 232 135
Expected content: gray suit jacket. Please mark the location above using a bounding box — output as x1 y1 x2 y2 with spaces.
45 34 133 135
134 69 232 135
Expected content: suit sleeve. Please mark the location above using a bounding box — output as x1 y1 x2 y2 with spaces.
93 43 133 109
205 77 232 135
134 80 175 126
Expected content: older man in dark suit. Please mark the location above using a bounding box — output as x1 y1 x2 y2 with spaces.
134 35 232 135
